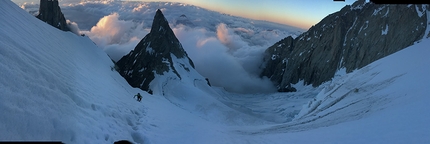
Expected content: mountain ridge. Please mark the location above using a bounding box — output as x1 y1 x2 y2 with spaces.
36 0 70 31
115 9 201 93
261 0 429 92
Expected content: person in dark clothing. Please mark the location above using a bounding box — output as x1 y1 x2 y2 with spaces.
134 93 142 102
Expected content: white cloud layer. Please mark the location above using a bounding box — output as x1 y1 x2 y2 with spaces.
20 1 305 93
80 12 149 60
66 20 80 35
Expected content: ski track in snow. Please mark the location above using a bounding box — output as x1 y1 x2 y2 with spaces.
1 1 430 144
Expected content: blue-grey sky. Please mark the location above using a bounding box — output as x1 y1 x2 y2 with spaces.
11 0 355 29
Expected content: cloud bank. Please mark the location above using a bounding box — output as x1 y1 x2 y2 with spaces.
172 24 277 93
21 1 305 93
81 12 149 60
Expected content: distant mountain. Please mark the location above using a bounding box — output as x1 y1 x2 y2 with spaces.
261 0 429 92
173 14 195 27
115 9 204 94
36 0 70 31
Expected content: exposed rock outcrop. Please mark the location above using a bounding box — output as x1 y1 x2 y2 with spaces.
261 0 429 92
36 0 70 31
116 9 197 92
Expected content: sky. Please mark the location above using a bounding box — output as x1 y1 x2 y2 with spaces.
162 0 356 29
11 0 356 29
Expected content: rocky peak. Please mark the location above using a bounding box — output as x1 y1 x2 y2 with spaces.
36 0 70 31
261 1 429 92
150 10 170 35
115 9 197 93
174 14 195 27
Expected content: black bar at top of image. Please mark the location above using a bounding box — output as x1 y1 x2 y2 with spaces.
370 0 430 4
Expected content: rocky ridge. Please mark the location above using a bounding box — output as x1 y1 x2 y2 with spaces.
36 0 70 31
115 9 198 93
261 0 429 92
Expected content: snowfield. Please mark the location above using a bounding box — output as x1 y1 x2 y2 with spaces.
1 0 430 143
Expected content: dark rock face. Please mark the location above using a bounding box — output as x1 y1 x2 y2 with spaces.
260 36 295 90
36 0 70 31
261 0 429 92
116 9 195 92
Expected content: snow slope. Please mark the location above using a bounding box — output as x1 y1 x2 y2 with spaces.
1 0 430 143
233 38 430 143
0 1 149 143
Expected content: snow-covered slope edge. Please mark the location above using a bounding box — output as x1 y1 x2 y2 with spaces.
0 1 148 143
292 38 430 128
237 38 430 143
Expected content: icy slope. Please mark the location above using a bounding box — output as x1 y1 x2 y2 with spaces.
0 1 147 143
292 38 430 131
234 38 430 143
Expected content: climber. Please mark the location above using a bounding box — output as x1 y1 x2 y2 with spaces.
134 93 142 102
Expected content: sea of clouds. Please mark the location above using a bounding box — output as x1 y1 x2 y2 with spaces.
20 1 305 93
